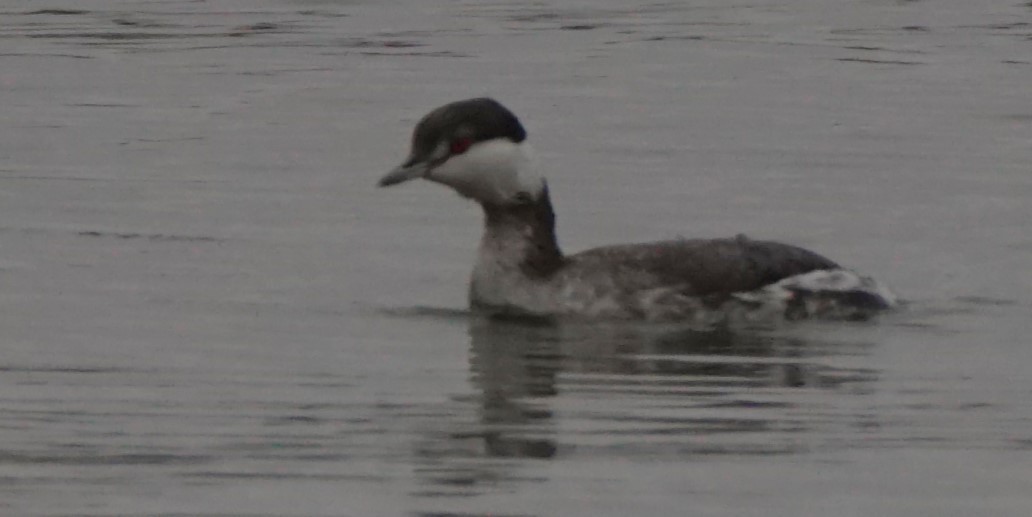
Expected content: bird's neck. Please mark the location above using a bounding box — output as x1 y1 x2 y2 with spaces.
478 186 564 279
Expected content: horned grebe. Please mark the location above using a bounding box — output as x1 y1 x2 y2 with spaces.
378 98 895 322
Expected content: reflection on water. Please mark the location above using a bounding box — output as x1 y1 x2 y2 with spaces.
413 316 879 500
468 317 561 460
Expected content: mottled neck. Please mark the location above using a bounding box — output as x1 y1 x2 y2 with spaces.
479 186 564 278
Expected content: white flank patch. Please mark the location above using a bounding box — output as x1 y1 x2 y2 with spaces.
732 268 898 321
771 269 898 305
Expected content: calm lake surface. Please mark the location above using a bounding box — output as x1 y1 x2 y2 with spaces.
2 1 1031 515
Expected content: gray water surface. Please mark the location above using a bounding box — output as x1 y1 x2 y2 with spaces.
2 1 1031 515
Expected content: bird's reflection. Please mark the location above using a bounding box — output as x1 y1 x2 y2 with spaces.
467 315 563 459
413 315 880 499
465 316 878 456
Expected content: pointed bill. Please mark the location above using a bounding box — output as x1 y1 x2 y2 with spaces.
377 161 428 187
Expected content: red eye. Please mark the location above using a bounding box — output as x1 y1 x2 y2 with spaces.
450 137 473 155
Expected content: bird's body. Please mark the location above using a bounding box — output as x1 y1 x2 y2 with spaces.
379 98 895 322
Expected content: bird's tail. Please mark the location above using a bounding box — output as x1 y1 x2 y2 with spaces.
731 269 898 322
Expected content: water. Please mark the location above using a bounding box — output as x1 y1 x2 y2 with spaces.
1 1 1030 515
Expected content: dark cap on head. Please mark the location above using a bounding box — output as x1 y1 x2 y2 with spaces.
402 98 527 168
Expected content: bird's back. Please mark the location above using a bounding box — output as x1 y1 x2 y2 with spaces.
564 237 839 298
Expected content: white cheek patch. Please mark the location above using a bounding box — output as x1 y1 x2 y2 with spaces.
513 143 544 194
430 139 544 204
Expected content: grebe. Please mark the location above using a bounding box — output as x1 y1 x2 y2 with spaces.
378 98 895 322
